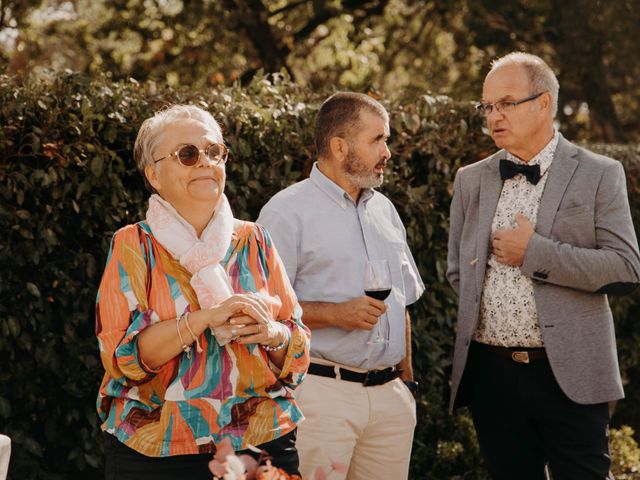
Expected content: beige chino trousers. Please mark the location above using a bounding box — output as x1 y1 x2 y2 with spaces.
295 371 417 480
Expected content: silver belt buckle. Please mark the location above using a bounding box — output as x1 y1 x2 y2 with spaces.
511 351 530 364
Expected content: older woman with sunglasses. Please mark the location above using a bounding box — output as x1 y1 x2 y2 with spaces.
96 105 310 480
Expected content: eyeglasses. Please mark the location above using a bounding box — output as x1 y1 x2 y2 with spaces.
476 92 545 116
153 143 229 167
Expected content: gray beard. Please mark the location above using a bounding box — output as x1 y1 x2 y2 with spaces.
343 150 384 190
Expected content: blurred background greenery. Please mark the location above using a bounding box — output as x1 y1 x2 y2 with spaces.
1 1 639 479
1 0 639 142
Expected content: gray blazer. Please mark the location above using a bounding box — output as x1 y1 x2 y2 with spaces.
446 135 640 412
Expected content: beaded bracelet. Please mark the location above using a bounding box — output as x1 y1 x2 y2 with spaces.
176 313 192 359
263 325 291 352
183 312 203 354
263 340 287 352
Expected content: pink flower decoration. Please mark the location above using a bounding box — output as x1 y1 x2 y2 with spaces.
208 439 300 480
314 467 327 480
330 461 348 473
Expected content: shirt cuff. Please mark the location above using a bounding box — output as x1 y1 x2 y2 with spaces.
114 309 162 384
275 320 311 388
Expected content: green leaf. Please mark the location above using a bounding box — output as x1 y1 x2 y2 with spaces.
81 97 92 118
0 397 12 418
7 317 20 337
26 282 41 298
90 156 104 176
24 438 43 457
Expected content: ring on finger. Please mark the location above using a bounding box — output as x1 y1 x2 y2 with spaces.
231 327 237 337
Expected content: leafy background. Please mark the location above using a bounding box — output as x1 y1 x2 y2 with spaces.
1 0 640 478
2 0 640 142
1 72 639 479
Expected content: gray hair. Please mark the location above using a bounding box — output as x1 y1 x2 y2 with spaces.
315 92 389 158
489 52 560 117
133 104 223 175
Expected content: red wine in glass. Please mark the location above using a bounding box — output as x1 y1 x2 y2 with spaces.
364 288 391 301
364 260 391 344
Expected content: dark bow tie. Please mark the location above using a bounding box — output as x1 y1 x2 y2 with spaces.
499 159 541 185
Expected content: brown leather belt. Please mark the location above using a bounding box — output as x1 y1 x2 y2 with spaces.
308 362 400 386
473 342 547 364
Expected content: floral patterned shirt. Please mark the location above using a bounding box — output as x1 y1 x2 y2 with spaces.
474 132 559 347
96 220 311 457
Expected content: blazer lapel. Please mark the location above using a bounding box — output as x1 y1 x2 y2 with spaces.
536 136 579 237
476 153 504 293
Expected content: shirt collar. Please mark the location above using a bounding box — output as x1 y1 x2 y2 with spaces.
506 130 559 176
309 162 374 208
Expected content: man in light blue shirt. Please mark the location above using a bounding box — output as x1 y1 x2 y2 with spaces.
258 92 424 480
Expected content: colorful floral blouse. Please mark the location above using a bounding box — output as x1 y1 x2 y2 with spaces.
96 220 310 457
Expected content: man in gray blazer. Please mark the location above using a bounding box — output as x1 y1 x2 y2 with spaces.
447 51 640 479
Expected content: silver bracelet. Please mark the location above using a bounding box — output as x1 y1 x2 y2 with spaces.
176 313 192 359
263 326 291 352
183 312 203 354
263 340 287 352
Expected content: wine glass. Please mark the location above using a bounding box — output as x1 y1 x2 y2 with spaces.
364 259 391 345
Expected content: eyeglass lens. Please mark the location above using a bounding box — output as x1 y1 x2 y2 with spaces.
478 103 500 115
176 144 227 166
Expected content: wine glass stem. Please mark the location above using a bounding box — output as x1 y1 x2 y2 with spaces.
376 314 382 339
376 312 387 341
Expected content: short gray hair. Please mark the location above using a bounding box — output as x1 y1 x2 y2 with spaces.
133 104 223 175
315 92 389 158
489 52 560 117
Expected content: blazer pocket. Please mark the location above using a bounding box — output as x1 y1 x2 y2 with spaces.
579 305 612 317
554 205 591 220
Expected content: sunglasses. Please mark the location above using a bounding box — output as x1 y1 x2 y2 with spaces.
153 143 229 167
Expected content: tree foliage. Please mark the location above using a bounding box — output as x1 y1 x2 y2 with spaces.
1 0 639 142
1 71 640 479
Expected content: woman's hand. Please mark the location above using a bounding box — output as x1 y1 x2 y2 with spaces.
230 314 288 348
206 294 273 330
219 294 285 348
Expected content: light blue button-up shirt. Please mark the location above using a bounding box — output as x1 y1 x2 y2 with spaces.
257 163 425 369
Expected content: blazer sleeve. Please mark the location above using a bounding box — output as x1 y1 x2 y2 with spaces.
446 170 464 296
521 161 640 295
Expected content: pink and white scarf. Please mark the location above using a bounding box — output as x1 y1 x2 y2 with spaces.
146 193 235 345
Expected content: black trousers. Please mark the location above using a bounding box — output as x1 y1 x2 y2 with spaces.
466 342 613 480
104 429 300 480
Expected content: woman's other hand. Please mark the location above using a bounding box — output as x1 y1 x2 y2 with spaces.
207 294 272 331
230 315 288 348
221 294 287 348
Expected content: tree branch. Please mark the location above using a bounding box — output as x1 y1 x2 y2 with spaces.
223 0 293 77
293 0 388 43
0 0 6 30
269 0 308 17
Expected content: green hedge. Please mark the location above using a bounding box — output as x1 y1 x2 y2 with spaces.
0 72 639 479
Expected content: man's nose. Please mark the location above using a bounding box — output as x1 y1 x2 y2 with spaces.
382 143 391 161
486 106 505 121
